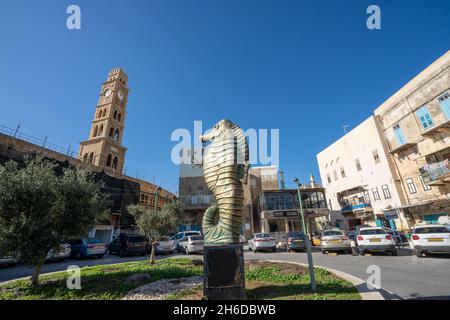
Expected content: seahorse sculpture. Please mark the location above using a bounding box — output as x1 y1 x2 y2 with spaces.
200 119 250 245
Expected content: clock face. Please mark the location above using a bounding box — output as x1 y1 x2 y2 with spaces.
118 91 124 100
104 89 112 97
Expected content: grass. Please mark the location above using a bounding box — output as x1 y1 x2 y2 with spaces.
0 259 360 300
0 258 202 300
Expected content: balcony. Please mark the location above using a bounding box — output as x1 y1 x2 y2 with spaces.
179 195 214 210
341 203 374 219
421 119 450 136
419 159 450 186
389 142 417 154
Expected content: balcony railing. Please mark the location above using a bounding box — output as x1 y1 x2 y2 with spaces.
420 159 450 185
179 195 214 208
341 203 372 213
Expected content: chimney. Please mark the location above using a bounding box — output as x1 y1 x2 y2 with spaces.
310 174 315 188
279 171 285 189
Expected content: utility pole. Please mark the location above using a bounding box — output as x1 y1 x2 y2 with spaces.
294 178 316 292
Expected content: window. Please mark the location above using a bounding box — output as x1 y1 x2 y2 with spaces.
393 124 407 145
340 166 346 178
106 154 112 167
109 127 114 138
99 124 103 135
406 178 417 194
438 92 450 119
372 150 380 163
363 191 371 203
114 129 120 141
416 106 434 129
327 174 331 183
112 156 118 169
333 170 338 181
372 187 380 201
355 158 362 171
419 174 431 191
381 185 391 199
93 125 98 137
113 110 118 119
118 113 122 122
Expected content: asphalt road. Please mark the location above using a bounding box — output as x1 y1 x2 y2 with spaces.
1 248 449 300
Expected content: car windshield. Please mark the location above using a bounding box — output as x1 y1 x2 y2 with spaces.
287 232 302 237
323 231 343 236
414 227 449 234
185 232 200 237
86 238 102 244
189 236 203 241
360 229 386 235
256 233 271 238
128 236 147 243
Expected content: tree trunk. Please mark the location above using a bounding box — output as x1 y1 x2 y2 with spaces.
149 241 157 265
30 255 47 286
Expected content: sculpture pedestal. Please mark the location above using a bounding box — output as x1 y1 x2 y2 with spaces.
203 244 246 300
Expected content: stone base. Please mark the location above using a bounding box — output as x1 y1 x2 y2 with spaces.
203 244 246 300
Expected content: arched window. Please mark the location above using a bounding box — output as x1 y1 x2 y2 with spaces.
106 154 112 167
109 127 114 138
102 109 107 117
89 152 94 164
97 110 102 118
113 110 118 119
93 126 98 137
99 124 104 136
83 153 88 161
112 157 118 169
114 129 120 141
118 113 122 122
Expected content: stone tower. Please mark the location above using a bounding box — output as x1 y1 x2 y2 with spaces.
79 68 129 176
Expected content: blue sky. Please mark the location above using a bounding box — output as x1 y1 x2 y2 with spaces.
1 0 449 193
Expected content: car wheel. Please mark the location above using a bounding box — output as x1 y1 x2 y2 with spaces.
321 249 326 254
119 249 126 258
415 249 424 258
272 247 276 252
75 252 82 260
391 250 398 256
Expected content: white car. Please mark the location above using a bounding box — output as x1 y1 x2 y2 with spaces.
155 236 176 254
46 243 71 262
248 233 276 252
179 235 204 254
357 227 397 256
411 224 450 258
171 231 201 251
0 257 18 267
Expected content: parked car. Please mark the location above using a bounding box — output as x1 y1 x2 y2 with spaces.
155 236 176 255
383 228 409 247
286 231 306 252
69 238 108 259
248 233 276 252
411 224 450 258
356 227 397 256
171 231 201 251
179 235 204 254
321 229 351 254
46 243 71 262
0 257 18 267
109 234 149 257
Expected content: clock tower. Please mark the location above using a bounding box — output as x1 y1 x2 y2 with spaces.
79 68 129 176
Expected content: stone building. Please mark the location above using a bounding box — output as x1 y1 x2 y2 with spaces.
317 116 407 230
374 51 450 226
0 68 176 242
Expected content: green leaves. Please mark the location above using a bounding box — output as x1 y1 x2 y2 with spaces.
128 201 184 240
0 157 109 268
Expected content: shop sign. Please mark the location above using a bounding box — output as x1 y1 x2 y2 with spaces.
384 210 398 220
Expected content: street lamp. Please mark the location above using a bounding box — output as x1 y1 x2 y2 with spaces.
294 178 316 292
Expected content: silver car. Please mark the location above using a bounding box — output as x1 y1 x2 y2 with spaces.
46 243 71 262
179 235 204 254
321 229 351 254
248 233 276 252
156 236 176 254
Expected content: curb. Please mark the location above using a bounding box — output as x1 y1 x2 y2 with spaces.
265 259 385 300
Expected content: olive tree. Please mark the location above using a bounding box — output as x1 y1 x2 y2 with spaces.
128 201 183 265
0 157 110 285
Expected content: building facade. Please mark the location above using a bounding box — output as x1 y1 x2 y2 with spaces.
317 116 407 230
374 51 450 227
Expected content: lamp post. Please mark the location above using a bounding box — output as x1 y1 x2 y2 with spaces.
294 178 316 292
